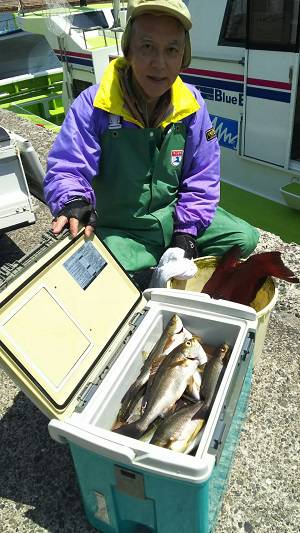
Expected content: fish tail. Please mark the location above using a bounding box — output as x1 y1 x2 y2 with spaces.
118 382 146 423
249 252 299 283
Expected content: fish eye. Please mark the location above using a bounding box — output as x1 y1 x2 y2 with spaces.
186 340 191 347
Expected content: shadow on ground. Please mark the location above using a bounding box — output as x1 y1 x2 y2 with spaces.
0 391 96 532
0 235 24 268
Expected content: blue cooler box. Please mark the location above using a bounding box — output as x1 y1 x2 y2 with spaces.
0 231 257 533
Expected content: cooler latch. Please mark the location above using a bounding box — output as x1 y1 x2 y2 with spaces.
76 382 99 410
75 310 148 412
129 311 147 329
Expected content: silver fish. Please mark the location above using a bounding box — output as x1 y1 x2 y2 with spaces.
117 314 185 423
114 337 201 439
200 343 230 408
150 401 207 453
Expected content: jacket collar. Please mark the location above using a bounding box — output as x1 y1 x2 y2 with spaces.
93 57 200 128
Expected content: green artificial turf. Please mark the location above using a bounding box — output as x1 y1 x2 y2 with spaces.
220 182 300 244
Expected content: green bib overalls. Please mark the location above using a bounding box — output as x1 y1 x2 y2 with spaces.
93 119 186 272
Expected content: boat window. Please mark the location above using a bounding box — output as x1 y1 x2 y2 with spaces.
218 0 247 47
67 11 109 30
219 0 300 51
247 0 300 51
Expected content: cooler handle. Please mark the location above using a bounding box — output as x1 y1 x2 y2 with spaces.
208 330 255 464
48 419 136 464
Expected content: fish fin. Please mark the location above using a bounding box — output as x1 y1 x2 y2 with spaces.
245 252 299 283
220 252 299 305
113 421 144 439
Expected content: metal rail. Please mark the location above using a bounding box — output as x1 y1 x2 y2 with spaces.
192 54 245 65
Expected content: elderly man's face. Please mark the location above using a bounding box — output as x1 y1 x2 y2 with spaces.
128 14 185 101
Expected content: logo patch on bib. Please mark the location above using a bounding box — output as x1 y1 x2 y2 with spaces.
205 127 217 141
171 149 184 167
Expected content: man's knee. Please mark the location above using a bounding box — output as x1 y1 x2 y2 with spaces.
238 226 260 258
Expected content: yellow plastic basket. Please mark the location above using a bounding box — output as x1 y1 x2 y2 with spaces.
168 256 278 365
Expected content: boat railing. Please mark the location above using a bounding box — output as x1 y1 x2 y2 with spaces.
69 24 123 52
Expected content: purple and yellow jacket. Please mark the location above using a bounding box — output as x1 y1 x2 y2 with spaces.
44 58 220 237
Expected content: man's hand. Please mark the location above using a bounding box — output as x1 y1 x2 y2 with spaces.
171 232 198 259
149 247 197 288
52 199 97 238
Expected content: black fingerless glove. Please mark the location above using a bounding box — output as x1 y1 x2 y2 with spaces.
171 232 198 259
57 199 97 228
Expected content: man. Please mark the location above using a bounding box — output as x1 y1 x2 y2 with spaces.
44 0 259 286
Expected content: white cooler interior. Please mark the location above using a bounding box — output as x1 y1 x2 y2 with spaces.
71 295 252 462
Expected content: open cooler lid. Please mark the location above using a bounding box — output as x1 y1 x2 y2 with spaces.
0 230 142 419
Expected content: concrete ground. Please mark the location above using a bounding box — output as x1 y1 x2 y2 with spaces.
0 110 299 532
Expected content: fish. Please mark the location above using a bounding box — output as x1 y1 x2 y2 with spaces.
226 251 299 305
117 314 186 423
202 247 299 305
200 343 230 408
114 337 202 439
150 401 208 453
141 333 206 414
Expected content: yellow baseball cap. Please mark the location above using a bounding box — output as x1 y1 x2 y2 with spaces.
121 0 192 68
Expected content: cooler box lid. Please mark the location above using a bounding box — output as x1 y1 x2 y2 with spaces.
0 231 142 419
